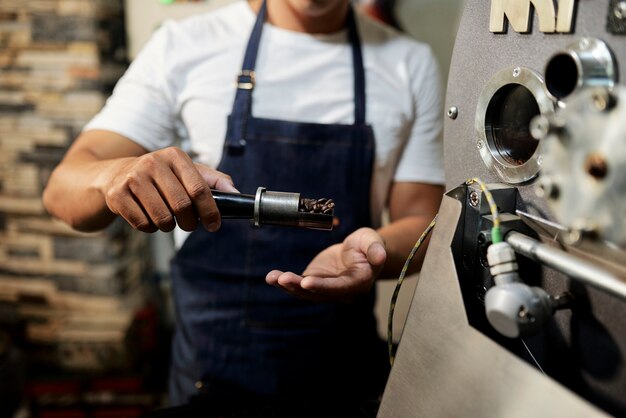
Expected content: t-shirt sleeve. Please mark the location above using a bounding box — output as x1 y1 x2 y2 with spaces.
394 45 445 185
83 22 178 151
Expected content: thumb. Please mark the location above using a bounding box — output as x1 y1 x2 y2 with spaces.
195 163 239 193
367 241 386 268
352 228 386 268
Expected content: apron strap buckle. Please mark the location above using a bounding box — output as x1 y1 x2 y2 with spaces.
236 70 256 90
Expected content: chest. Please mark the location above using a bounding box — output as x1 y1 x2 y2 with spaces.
174 43 413 168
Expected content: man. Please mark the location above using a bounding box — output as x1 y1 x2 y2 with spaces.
44 0 444 413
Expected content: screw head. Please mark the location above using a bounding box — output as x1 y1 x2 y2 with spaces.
518 306 536 323
590 90 616 112
585 152 608 180
564 220 598 245
538 177 560 200
564 229 582 245
447 106 459 120
469 190 480 207
529 114 550 140
592 92 608 111
614 1 626 19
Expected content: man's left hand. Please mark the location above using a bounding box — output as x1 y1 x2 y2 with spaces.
266 228 386 303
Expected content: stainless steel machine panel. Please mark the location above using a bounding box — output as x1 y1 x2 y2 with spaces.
379 1 626 416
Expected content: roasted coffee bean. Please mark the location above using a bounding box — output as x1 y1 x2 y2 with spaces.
321 201 335 214
299 197 335 214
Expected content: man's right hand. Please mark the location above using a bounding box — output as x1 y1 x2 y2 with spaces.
44 130 238 233
97 147 238 233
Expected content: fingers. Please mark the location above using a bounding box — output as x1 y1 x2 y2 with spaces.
119 149 206 232
191 163 240 231
195 164 238 193
266 271 303 289
109 190 157 233
267 271 364 303
103 147 239 233
162 150 220 232
140 148 239 232
266 229 388 303
128 180 177 232
300 275 365 299
265 270 283 286
266 270 319 301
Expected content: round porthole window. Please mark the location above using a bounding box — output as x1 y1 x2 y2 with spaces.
476 67 555 184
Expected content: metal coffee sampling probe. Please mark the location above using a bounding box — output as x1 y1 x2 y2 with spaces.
211 187 335 231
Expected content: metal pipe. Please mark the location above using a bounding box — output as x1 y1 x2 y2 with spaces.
211 190 255 218
210 188 334 231
505 232 626 301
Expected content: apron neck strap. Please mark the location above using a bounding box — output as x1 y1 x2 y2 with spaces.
238 0 267 82
231 0 366 144
346 6 366 126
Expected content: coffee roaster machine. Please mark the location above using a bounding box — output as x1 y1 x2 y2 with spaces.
379 1 626 416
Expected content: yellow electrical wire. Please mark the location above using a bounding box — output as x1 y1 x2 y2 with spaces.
387 179 501 365
465 178 502 243
388 214 438 366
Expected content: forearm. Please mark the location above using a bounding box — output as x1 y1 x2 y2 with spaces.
43 151 130 231
377 214 436 279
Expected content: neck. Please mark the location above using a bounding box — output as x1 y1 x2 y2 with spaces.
249 0 349 34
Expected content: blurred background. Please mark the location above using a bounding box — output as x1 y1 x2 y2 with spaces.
0 1 462 416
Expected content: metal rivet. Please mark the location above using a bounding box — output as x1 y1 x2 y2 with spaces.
564 219 598 245
564 229 582 245
512 67 521 77
477 140 484 149
615 1 626 19
447 106 458 120
591 90 617 112
537 177 560 200
469 190 480 207
518 306 535 322
585 152 609 180
195 381 204 390
592 92 608 111
529 115 550 140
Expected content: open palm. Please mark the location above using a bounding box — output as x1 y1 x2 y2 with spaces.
266 228 387 302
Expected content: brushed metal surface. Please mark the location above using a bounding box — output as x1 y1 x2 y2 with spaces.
444 0 625 190
421 0 626 414
378 195 605 417
380 2 626 415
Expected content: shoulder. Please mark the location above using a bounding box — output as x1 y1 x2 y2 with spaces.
357 12 435 59
356 12 439 87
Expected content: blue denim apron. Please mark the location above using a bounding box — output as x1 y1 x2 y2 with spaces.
169 1 388 406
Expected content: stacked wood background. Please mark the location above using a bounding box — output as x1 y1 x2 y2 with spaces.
0 0 150 372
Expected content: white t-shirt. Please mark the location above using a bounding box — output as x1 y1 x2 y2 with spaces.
85 1 444 244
